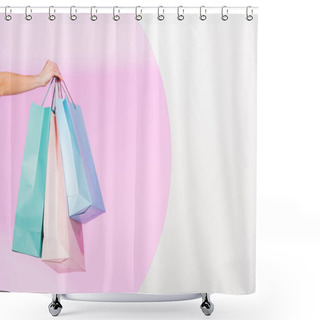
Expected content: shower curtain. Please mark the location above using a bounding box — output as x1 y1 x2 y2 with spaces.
0 10 258 295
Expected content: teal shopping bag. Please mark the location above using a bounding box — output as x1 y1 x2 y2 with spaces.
12 82 53 257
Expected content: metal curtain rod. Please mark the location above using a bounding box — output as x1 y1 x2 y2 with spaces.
0 6 258 8
0 6 259 12
0 6 258 21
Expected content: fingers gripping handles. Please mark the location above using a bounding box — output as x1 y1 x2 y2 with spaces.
41 77 76 112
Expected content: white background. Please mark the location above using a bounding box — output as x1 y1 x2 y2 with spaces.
1 0 319 319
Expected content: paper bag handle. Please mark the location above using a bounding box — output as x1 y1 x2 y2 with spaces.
41 77 55 107
61 80 77 109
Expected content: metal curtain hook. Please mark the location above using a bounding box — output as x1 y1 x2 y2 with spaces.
5 6 12 21
70 6 77 21
221 6 228 21
158 6 164 21
246 6 253 21
91 6 97 21
113 6 120 21
200 5 207 21
177 6 184 21
49 6 56 21
25 6 32 21
135 6 142 21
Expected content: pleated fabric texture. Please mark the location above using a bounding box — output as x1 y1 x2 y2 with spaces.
0 12 257 294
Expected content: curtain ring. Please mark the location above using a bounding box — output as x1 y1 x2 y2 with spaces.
49 6 56 21
70 6 77 21
5 6 12 21
177 6 184 21
90 6 97 21
113 6 120 21
157 6 165 21
221 6 228 21
135 6 142 21
199 6 207 21
246 6 253 21
25 6 32 21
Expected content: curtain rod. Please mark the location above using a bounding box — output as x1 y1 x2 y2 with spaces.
0 6 259 17
0 6 258 9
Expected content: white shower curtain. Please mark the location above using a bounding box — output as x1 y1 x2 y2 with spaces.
0 9 258 295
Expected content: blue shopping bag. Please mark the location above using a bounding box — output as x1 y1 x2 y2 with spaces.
55 81 105 224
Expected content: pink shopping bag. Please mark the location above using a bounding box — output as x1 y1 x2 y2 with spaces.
41 109 85 273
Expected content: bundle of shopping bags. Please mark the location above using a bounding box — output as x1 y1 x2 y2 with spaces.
12 77 105 271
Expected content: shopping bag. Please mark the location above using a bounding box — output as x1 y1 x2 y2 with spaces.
55 81 105 224
12 102 52 257
42 96 85 272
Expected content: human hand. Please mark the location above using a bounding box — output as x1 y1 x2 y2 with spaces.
37 60 63 87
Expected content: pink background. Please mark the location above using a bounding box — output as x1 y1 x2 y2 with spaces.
0 14 171 293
